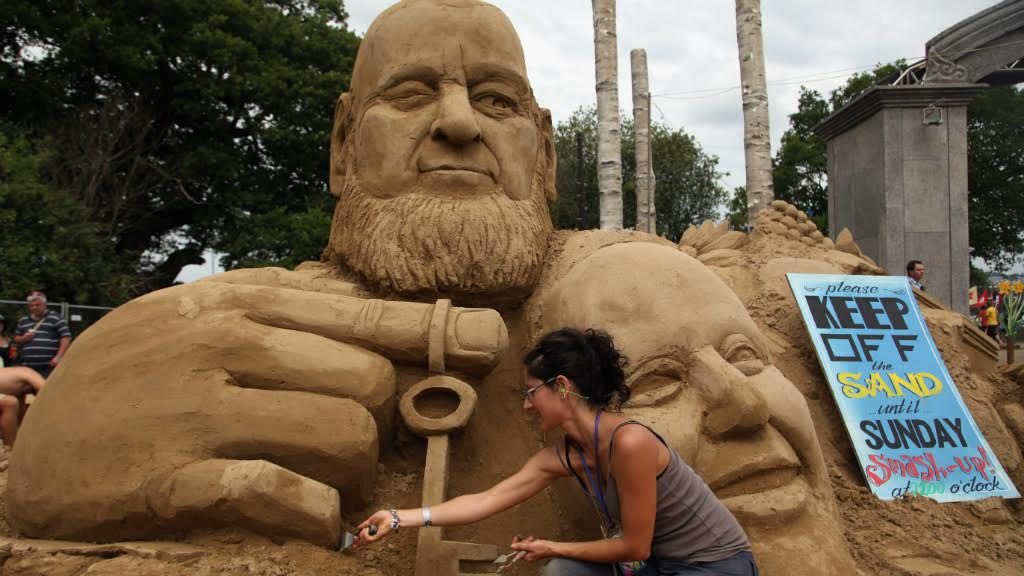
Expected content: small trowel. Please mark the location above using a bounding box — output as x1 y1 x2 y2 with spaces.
493 550 526 573
339 523 377 551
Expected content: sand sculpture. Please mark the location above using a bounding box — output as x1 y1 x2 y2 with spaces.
4 1 1022 575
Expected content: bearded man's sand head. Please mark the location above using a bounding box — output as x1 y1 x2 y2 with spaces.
326 0 557 302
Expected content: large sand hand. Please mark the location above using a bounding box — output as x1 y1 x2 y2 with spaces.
7 267 507 547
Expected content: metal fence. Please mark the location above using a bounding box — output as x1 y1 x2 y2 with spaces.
0 299 115 339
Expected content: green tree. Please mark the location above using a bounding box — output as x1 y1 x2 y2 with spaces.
552 108 599 232
727 186 748 231
967 86 1024 270
0 125 137 304
769 87 829 231
552 106 728 242
1 0 359 302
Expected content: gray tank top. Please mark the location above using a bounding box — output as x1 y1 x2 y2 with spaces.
562 421 751 563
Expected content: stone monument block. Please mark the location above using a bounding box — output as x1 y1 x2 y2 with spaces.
817 84 985 314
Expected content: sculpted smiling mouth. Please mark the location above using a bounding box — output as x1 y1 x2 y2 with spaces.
698 426 811 522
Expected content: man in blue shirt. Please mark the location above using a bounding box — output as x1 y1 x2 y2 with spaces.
12 291 71 379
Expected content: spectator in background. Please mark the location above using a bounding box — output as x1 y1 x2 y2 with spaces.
906 260 926 291
985 302 1000 341
975 305 986 329
11 291 71 379
0 366 44 447
0 315 11 367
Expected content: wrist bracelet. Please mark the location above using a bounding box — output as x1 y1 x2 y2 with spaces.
388 508 401 532
422 506 432 527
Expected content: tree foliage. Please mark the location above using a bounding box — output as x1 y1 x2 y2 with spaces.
552 106 728 242
1 0 359 304
769 87 829 231
966 86 1024 270
727 186 748 231
0 125 137 303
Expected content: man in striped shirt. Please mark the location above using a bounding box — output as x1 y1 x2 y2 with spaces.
11 292 71 379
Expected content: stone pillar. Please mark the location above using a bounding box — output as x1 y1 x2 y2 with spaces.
816 84 986 315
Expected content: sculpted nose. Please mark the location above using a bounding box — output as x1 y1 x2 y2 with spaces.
693 349 770 439
704 375 769 439
431 84 482 144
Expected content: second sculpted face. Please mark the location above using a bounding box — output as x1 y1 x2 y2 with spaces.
348 1 542 201
542 244 854 575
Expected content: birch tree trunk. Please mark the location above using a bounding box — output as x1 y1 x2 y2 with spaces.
735 0 774 228
593 0 623 230
649 151 656 233
631 48 655 234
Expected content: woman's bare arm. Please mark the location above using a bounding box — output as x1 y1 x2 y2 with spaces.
355 445 567 544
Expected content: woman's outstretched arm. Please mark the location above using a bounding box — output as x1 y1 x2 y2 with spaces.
354 444 566 545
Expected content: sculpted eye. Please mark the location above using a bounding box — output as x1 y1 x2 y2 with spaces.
475 93 514 110
624 357 686 407
470 83 521 116
382 81 435 109
720 334 766 376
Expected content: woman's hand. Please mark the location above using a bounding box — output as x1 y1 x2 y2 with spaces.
352 510 392 547
510 535 559 561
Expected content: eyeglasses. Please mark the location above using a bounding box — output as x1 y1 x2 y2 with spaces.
522 376 558 400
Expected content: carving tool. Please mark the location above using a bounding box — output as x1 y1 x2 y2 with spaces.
339 523 377 551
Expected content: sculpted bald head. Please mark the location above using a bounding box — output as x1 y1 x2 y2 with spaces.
349 0 529 109
332 0 549 201
326 0 556 302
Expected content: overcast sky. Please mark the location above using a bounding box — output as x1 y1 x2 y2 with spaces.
344 0 997 191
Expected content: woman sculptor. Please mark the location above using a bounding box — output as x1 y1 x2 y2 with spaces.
356 326 758 575
356 243 854 575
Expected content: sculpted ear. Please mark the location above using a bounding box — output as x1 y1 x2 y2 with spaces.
329 92 352 198
540 107 556 203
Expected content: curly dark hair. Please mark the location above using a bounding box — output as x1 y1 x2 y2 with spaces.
522 328 630 410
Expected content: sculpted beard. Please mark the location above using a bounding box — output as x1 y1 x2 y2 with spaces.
328 178 553 299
